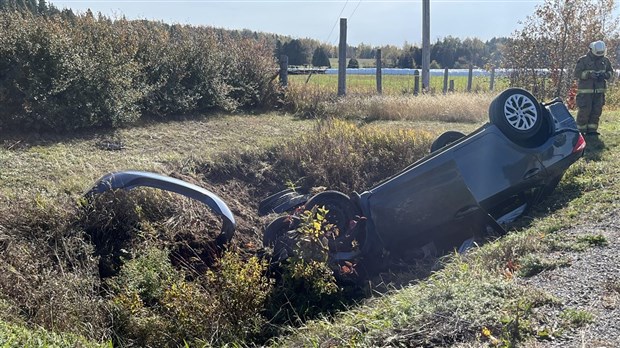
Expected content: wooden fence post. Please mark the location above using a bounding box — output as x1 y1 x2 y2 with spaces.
443 67 449 94
489 66 496 91
467 64 473 92
279 55 288 87
338 18 347 96
414 69 420 96
376 49 382 94
449 79 455 92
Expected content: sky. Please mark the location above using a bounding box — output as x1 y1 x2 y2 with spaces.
47 0 546 46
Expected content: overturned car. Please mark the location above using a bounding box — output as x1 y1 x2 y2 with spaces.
88 88 585 266
258 88 586 261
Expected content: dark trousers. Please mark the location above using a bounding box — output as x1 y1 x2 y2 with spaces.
576 93 605 132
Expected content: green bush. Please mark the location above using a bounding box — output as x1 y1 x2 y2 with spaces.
109 248 272 347
0 12 278 132
0 12 144 130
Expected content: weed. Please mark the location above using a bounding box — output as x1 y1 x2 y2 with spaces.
548 233 609 252
517 254 571 277
560 309 594 327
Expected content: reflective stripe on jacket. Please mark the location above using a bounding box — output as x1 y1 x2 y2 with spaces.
574 51 614 94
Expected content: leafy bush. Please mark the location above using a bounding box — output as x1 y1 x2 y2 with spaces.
0 12 278 132
266 206 350 326
0 12 144 130
109 248 272 347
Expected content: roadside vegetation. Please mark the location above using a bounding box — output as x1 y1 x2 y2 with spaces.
2 0 620 346
2 106 620 346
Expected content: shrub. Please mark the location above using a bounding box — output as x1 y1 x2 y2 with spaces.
275 119 434 192
0 12 144 131
109 248 272 346
0 12 279 132
265 206 348 326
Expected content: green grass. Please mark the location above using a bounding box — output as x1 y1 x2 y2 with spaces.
0 320 109 348
291 74 510 95
0 113 315 199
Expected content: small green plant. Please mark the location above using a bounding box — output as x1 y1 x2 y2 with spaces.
109 247 272 346
560 308 594 327
548 233 608 252
266 206 350 325
517 255 570 277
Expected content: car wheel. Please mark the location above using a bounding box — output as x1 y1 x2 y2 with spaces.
304 191 361 235
489 88 543 145
430 131 466 152
263 215 300 261
258 188 310 216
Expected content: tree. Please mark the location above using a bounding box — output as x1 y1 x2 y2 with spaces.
398 47 416 68
503 0 620 99
311 47 331 67
347 58 360 68
37 0 47 14
282 39 309 66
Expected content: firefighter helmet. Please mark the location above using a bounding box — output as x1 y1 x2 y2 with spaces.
589 41 607 56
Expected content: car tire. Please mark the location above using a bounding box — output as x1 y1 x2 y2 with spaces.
263 215 300 261
430 131 466 152
304 190 361 234
489 88 543 145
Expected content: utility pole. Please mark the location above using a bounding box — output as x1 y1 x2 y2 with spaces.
422 0 430 91
338 18 347 96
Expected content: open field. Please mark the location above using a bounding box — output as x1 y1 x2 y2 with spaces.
290 74 511 95
1 99 620 346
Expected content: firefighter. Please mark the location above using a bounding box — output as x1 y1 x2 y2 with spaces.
573 40 614 135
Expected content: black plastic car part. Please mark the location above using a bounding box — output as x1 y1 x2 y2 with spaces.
258 187 311 216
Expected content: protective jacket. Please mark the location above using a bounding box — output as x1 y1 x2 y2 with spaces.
573 51 613 94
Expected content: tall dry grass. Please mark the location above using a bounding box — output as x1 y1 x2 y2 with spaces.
284 83 493 123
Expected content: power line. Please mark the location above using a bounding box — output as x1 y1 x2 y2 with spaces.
349 0 362 20
325 0 349 45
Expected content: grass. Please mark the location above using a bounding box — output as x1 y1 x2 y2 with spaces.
0 320 109 348
2 96 620 346
290 74 511 95
283 83 498 122
0 113 315 199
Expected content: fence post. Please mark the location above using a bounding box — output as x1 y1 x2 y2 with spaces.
338 18 347 96
414 69 420 96
489 66 496 91
279 55 288 87
376 49 382 94
443 67 449 94
467 64 473 92
449 79 455 92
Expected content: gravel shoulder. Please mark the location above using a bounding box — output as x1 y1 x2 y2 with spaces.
523 210 620 347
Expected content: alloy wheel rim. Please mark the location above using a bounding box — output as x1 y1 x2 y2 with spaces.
504 94 538 131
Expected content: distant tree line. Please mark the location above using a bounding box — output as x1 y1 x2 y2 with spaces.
272 36 508 69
